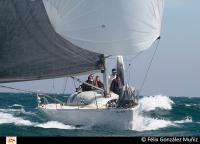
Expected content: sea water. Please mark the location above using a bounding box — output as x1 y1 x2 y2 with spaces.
0 93 199 136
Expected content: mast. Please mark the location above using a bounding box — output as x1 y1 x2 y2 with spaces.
116 56 125 86
103 56 110 97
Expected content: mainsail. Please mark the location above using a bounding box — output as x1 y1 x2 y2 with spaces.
0 0 102 83
0 0 164 83
43 0 164 55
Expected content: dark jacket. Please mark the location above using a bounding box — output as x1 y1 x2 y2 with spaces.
82 80 95 91
110 77 121 95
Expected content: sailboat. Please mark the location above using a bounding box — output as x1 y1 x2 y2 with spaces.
0 0 164 130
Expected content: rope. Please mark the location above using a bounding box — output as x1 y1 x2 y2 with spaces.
50 79 57 102
125 52 144 85
126 67 133 85
62 77 68 94
0 84 36 94
41 94 65 104
127 51 144 66
49 79 54 93
72 77 77 90
139 37 161 94
0 84 65 105
52 79 56 93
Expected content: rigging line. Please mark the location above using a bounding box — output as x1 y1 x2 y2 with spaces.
139 37 161 94
125 51 143 85
128 51 143 66
53 79 55 92
0 84 65 105
62 77 68 94
126 51 143 76
0 84 53 96
0 84 36 94
72 77 77 90
127 66 133 85
49 79 55 94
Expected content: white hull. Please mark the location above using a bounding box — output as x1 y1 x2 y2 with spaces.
38 91 137 130
39 106 135 130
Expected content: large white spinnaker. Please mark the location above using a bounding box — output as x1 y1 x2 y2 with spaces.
43 0 164 55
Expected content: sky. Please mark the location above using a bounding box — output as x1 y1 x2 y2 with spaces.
0 0 200 97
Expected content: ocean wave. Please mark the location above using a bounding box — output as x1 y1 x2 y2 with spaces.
0 108 25 113
1 95 194 132
0 112 32 126
174 116 193 124
36 121 76 129
185 104 191 107
8 104 24 108
0 111 77 130
0 106 39 117
138 95 174 112
185 104 197 107
130 95 176 131
0 104 25 113
130 114 175 131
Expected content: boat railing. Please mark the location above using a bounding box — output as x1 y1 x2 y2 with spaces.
37 90 100 110
37 93 65 109
116 85 139 108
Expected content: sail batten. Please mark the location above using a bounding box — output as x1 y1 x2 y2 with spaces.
0 0 102 83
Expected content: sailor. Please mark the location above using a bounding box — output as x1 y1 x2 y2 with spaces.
94 75 104 89
108 68 117 88
110 74 122 96
81 74 95 91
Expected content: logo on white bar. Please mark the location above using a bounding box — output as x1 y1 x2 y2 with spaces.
6 137 17 144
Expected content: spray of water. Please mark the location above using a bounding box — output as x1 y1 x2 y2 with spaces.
130 95 176 131
0 95 194 131
0 112 76 130
174 116 193 124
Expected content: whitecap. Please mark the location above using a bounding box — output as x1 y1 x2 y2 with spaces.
185 104 197 107
8 104 24 107
130 114 175 131
185 104 191 107
0 112 32 126
174 116 193 124
129 95 176 131
36 121 76 129
0 111 78 130
138 95 174 112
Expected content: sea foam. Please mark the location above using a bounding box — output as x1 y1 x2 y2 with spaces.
174 116 193 124
0 95 178 131
130 95 175 131
0 111 76 130
138 95 174 112
36 121 76 129
0 112 32 126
